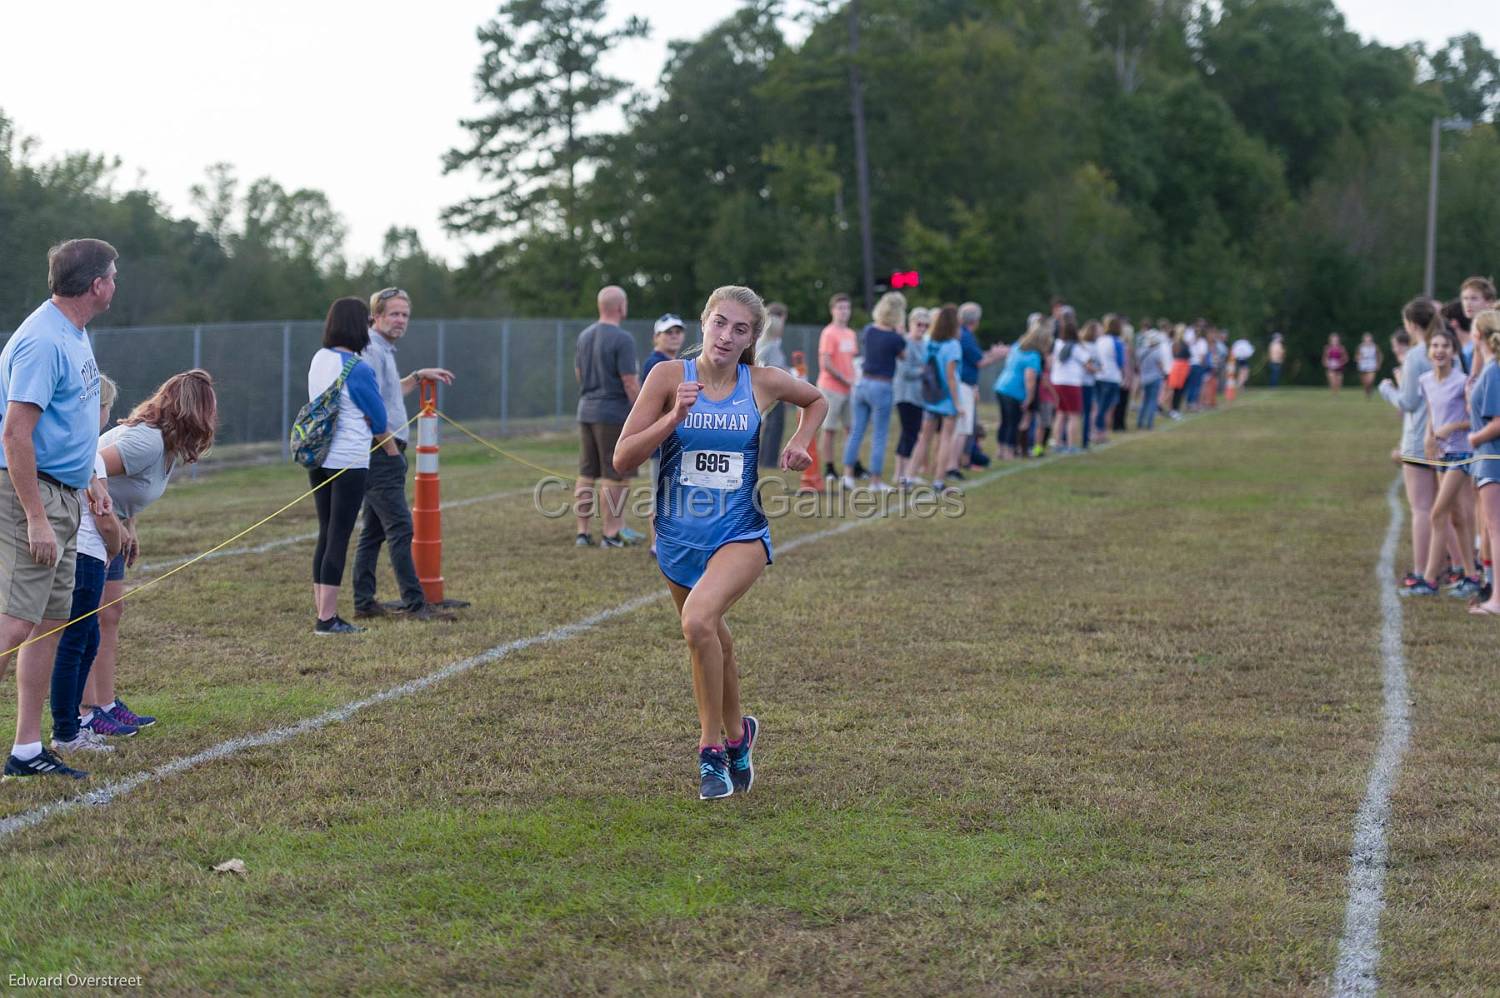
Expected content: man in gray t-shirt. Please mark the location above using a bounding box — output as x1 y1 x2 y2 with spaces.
574 285 641 547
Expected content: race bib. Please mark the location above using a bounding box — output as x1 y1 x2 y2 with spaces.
680 450 743 490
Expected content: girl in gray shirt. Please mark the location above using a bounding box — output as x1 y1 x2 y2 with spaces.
81 370 218 736
1379 299 1439 588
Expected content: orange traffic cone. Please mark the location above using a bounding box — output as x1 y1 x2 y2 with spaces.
791 350 824 493
412 380 444 603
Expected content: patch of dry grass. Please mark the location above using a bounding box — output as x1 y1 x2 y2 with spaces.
0 392 1493 993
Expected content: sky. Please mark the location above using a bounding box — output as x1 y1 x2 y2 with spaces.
0 0 1490 265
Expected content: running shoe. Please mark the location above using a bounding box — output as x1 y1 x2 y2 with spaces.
853 459 869 479
1449 577 1484 599
726 716 758 794
83 708 137 738
3 748 87 780
1442 566 1465 588
840 475 858 491
1400 571 1423 589
946 468 966 480
314 616 365 636
1398 580 1439 598
698 747 732 800
106 698 155 729
50 729 115 754
823 461 838 481
599 534 626 549
575 533 593 547
619 526 647 545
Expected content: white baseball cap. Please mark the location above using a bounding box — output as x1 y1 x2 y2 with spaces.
654 313 685 334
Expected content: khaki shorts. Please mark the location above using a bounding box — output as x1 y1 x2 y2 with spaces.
956 383 976 435
579 422 636 481
0 471 82 624
820 387 851 430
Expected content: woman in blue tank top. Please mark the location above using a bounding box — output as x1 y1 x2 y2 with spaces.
615 286 828 801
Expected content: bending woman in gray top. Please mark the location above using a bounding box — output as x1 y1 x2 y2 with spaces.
83 370 218 733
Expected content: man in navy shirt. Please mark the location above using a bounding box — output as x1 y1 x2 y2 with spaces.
1 239 115 780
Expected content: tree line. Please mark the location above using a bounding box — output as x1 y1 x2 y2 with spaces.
3 0 1498 381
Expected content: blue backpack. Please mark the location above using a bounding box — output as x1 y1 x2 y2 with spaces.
290 354 359 468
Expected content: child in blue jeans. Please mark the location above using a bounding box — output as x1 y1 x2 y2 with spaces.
48 374 125 754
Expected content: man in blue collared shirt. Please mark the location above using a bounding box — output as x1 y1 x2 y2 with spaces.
952 302 1007 477
352 289 460 621
2 238 116 780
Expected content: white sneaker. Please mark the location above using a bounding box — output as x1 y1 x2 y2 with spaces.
841 475 858 491
51 729 116 754
871 481 893 493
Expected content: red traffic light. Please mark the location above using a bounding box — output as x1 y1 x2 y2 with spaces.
890 270 920 289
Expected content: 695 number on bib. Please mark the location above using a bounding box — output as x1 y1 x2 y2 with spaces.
680 450 743 490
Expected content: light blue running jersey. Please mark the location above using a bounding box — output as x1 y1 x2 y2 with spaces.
656 359 770 550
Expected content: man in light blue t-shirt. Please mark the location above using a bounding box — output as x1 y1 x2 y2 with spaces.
1 238 114 781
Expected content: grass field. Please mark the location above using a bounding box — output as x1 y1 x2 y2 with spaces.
0 390 1496 994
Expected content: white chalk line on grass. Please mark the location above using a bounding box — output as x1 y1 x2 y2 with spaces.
1 410 1212 843
1330 477 1411 997
137 487 531 575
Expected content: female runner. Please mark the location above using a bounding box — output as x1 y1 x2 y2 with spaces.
614 286 827 800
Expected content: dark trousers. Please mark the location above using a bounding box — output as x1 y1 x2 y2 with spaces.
758 401 786 468
353 449 426 610
1185 364 1208 406
311 466 368 587
1081 384 1095 448
894 402 924 458
48 553 106 742
1269 362 1282 387
1112 385 1128 432
996 394 1024 450
1093 380 1121 431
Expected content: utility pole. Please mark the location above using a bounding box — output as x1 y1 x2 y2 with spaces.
1424 116 1474 299
847 0 875 311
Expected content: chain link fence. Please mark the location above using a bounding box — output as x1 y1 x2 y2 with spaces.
1 319 828 452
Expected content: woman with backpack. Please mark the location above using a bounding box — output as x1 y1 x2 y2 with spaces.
909 304 965 493
305 297 396 635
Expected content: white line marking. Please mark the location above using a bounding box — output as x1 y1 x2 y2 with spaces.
0 409 1211 842
1331 477 1411 996
137 488 530 575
